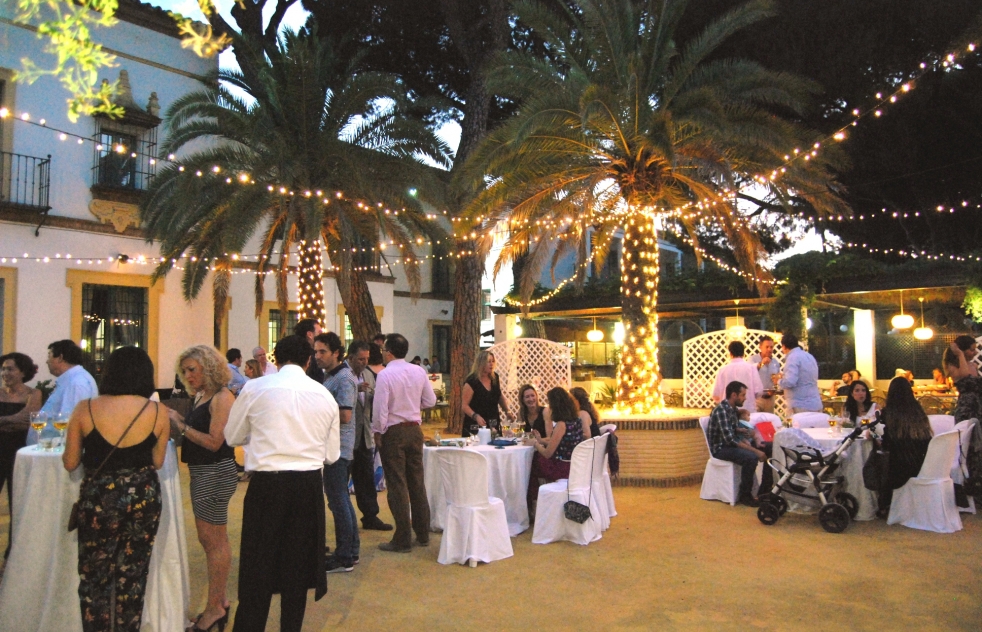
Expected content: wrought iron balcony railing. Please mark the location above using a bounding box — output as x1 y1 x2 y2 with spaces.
0 150 51 211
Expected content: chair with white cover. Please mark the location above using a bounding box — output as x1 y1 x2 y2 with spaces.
532 437 605 545
928 414 955 435
436 450 514 567
597 426 617 523
952 419 977 514
588 433 611 530
887 430 963 533
792 412 830 429
698 416 741 506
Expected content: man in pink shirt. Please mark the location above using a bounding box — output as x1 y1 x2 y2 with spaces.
371 333 436 552
712 340 764 413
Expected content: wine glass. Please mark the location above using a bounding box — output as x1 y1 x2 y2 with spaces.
30 412 48 451
469 424 479 444
53 413 70 450
827 416 837 436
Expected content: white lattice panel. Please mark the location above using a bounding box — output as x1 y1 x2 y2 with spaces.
683 329 786 410
488 338 572 415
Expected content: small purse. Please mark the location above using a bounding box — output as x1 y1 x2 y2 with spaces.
862 447 890 492
563 439 594 524
68 399 152 532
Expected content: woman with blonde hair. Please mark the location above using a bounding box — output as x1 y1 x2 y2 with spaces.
242 359 262 380
460 349 514 437
172 345 236 631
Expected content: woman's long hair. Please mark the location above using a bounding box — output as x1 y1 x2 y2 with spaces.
569 386 599 427
843 381 871 421
546 387 579 423
467 350 497 383
883 377 932 441
517 384 540 424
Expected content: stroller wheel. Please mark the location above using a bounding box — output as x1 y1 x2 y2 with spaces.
835 492 859 519
757 502 780 526
818 503 850 533
772 495 788 516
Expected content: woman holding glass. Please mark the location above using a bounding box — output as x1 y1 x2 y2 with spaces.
840 380 876 424
461 350 514 437
62 346 169 632
0 352 41 558
171 345 236 631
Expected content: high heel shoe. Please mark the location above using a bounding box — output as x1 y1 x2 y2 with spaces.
189 608 228 632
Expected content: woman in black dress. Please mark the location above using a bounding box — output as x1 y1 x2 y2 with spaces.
0 352 41 557
460 350 514 437
518 384 549 437
878 376 934 517
570 387 602 438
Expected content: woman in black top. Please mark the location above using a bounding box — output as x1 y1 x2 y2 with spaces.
570 387 602 437
171 345 236 631
0 352 41 558
63 346 169 632
878 376 934 516
841 381 876 423
460 350 514 437
518 384 549 437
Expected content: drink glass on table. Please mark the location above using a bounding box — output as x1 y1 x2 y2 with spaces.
469 424 479 444
30 412 48 451
828 416 837 436
53 413 70 449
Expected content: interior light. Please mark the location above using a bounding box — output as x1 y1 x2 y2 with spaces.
587 317 604 342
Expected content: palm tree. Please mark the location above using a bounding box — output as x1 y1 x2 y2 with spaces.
463 0 850 412
141 29 451 341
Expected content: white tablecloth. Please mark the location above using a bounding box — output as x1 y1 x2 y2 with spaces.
771 427 877 521
0 441 191 631
424 444 534 536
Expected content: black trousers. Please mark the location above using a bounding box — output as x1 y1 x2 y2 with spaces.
233 470 326 632
351 439 380 524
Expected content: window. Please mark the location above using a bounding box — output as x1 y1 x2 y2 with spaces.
591 236 621 281
91 115 158 195
431 323 451 375
431 244 453 295
96 130 138 188
352 234 379 273
268 308 299 351
481 289 492 321
80 284 148 382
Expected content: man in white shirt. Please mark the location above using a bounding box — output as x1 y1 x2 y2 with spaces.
225 335 339 632
747 336 781 413
34 340 98 444
372 333 436 553
252 346 278 375
712 340 764 413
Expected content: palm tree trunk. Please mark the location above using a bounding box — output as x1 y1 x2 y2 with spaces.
446 248 483 434
298 239 326 326
617 215 664 412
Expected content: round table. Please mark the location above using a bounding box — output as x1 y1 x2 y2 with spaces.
0 441 191 631
771 427 877 521
424 444 534 536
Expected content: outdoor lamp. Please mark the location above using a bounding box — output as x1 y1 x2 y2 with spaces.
913 297 934 340
891 289 914 329
587 317 604 342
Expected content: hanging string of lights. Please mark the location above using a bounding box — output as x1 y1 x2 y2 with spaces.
839 242 982 263
812 198 982 222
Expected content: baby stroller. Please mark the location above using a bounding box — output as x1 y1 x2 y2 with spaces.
757 419 875 533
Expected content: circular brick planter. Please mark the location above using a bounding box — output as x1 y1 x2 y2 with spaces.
605 410 710 487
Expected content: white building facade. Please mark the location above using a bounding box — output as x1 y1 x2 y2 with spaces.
0 1 454 388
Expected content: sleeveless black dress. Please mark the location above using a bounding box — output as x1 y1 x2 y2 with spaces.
462 374 503 437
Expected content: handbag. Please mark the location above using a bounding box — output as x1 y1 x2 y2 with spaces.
563 439 594 524
68 399 153 532
862 447 890 492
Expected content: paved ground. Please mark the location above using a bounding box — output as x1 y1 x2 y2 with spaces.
2 460 981 630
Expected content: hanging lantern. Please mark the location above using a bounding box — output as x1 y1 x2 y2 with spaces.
587 317 605 342
891 289 914 329
913 297 934 340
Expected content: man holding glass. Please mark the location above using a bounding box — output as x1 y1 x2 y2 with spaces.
31 340 97 445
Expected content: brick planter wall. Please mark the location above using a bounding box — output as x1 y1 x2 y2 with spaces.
611 413 709 488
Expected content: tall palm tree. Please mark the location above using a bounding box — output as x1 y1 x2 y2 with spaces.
463 0 850 412
141 29 451 341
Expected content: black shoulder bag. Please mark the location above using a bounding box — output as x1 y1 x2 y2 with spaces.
68 399 153 532
563 438 595 524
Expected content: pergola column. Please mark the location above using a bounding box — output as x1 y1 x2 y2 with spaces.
853 309 876 382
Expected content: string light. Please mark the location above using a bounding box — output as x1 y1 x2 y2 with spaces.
840 242 982 263
297 239 326 323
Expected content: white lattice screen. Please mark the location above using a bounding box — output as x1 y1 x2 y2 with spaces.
683 329 786 409
488 338 572 415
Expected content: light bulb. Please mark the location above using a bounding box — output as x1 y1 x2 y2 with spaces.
913 327 934 340
891 313 914 329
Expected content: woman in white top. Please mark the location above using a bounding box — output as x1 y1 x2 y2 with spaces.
841 380 876 423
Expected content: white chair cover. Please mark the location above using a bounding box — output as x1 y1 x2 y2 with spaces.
928 414 956 435
532 438 604 545
599 423 617 435
588 434 611 530
952 419 977 514
792 412 830 429
596 427 617 523
888 430 963 533
436 450 514 566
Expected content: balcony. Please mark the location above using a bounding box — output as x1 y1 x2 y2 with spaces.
0 150 51 212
